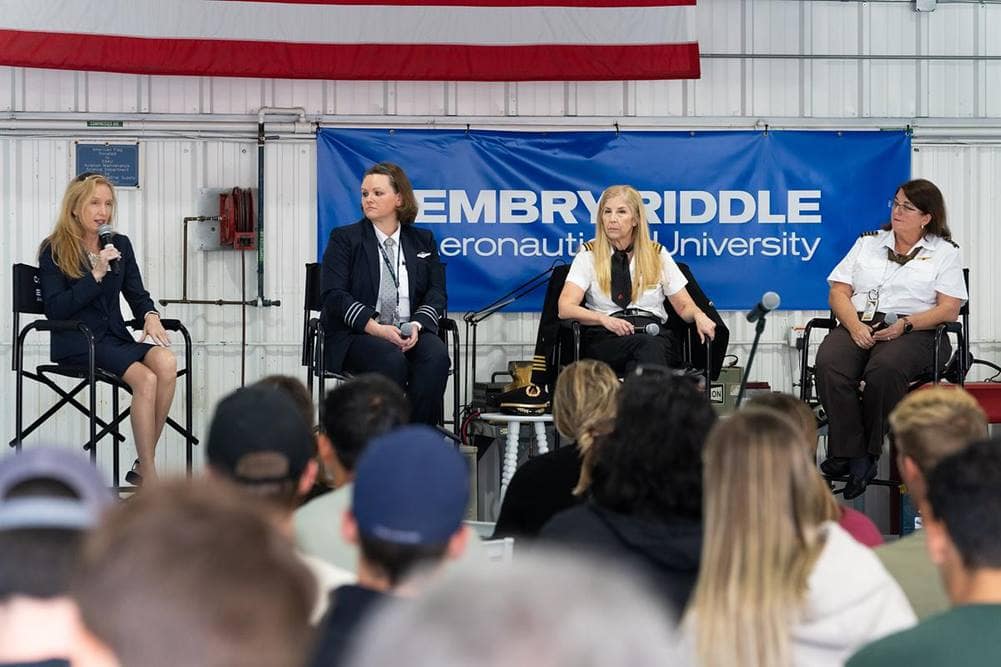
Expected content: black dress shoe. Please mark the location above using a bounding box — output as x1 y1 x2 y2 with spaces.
820 457 850 477
842 456 878 500
125 459 143 487
497 384 550 416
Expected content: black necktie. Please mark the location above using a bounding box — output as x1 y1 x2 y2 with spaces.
611 244 633 309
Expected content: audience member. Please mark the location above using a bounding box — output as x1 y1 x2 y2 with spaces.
0 448 112 667
346 550 681 667
540 366 715 615
493 359 619 539
295 374 410 570
877 386 988 619
309 425 471 667
254 374 331 502
206 384 353 620
70 479 315 667
848 438 1001 666
746 392 883 547
687 408 914 667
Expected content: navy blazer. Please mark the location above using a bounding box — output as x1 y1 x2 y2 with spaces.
38 234 156 363
320 219 446 373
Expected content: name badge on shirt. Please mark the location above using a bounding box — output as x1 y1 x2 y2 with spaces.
861 294 878 322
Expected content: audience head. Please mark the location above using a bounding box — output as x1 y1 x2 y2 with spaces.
889 386 987 482
345 425 469 588
206 385 317 509
346 549 680 667
744 392 838 518
692 408 833 667
72 479 315 667
925 439 1001 595
254 374 316 430
590 366 716 521
320 374 410 481
552 359 619 494
0 447 112 601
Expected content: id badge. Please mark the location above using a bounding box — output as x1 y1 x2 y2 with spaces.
861 297 878 322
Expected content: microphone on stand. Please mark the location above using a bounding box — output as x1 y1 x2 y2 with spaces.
746 291 780 323
97 223 119 275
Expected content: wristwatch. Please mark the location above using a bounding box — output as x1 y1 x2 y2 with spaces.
901 317 914 334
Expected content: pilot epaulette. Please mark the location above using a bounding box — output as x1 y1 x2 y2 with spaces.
945 238 959 248
651 241 662 253
582 240 595 252
859 230 880 238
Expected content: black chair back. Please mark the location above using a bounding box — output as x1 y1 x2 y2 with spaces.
13 263 45 315
665 263 729 380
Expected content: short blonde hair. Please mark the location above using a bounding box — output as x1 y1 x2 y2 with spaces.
552 360 619 495
889 386 987 473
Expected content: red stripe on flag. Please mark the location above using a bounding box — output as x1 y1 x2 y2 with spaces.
0 30 700 81
225 1 696 6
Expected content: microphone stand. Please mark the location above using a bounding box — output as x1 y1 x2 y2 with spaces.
735 314 768 408
462 261 564 410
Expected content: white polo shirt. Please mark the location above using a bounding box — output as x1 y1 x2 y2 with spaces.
827 230 967 315
566 244 688 324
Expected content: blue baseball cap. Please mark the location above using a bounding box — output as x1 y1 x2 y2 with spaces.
352 425 469 546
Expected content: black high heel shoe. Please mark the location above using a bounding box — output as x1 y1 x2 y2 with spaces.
125 459 143 487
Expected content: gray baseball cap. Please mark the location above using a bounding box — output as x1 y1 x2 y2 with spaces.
0 448 114 531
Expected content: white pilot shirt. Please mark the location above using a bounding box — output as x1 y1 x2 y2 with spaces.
827 230 967 315
373 225 411 321
566 244 688 324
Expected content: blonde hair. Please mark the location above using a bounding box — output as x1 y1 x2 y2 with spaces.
744 393 839 520
690 409 832 667
39 174 117 279
591 185 663 301
889 386 988 473
552 360 619 495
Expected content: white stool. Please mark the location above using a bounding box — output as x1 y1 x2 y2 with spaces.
477 413 554 502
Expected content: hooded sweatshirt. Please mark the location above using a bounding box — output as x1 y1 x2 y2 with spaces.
540 501 701 616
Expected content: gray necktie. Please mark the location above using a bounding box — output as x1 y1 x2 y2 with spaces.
377 237 398 325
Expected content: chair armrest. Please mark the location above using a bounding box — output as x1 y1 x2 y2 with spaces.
937 321 962 335
438 317 459 334
31 320 92 334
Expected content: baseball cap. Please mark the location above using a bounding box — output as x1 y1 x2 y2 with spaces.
352 425 469 546
206 386 314 484
0 448 113 531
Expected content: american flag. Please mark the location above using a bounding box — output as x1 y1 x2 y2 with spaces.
0 0 699 81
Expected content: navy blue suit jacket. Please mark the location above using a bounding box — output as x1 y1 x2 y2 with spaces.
320 219 446 373
38 234 156 363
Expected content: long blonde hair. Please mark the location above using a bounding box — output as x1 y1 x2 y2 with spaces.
39 174 117 279
744 393 840 521
551 360 619 495
591 185 662 300
690 409 832 667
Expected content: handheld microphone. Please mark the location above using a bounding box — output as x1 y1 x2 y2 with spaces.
873 312 898 331
97 224 119 275
746 291 780 323
399 321 413 338
641 322 660 336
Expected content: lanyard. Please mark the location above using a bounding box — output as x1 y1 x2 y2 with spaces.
378 238 401 290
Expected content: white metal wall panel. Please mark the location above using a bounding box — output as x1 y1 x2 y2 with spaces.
3 0 1001 476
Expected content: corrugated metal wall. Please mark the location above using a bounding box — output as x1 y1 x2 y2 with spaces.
2 0 1000 478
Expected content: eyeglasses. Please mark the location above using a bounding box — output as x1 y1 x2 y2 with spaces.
888 199 921 214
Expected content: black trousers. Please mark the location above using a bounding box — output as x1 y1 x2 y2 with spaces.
342 331 449 426
580 324 681 377
814 326 949 458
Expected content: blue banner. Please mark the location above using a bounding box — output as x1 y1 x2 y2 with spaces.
317 129 910 311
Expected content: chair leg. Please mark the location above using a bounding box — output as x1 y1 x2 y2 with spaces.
112 387 121 489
